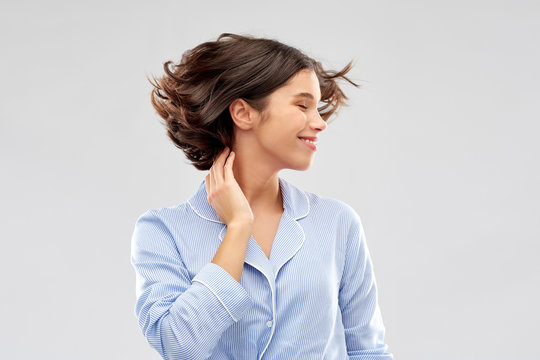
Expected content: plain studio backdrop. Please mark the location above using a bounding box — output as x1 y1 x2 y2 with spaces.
1 0 538 359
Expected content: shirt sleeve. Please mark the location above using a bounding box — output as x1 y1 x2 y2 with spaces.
130 210 253 360
339 209 393 360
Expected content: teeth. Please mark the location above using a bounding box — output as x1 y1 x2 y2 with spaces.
300 138 316 144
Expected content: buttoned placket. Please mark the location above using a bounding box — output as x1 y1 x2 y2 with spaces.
219 225 278 359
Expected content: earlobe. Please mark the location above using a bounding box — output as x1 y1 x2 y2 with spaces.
229 98 254 130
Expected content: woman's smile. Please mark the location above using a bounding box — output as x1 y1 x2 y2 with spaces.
298 136 318 151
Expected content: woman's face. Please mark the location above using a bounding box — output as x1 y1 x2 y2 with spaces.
252 69 327 171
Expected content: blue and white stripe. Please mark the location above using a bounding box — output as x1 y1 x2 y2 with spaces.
130 176 393 359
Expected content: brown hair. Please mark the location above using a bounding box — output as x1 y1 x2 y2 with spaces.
149 33 358 170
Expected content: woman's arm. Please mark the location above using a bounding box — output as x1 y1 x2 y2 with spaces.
339 210 393 360
131 148 255 360
131 210 252 360
206 147 254 282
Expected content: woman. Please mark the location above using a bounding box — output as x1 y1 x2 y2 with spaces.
131 33 393 360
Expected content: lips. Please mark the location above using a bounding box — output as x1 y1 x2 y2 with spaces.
298 137 318 151
298 136 318 142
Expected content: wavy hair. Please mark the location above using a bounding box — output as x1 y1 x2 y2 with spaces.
149 33 358 170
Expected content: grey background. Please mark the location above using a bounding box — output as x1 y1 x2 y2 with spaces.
1 0 538 359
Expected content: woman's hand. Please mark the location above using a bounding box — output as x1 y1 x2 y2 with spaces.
205 147 254 226
207 147 253 282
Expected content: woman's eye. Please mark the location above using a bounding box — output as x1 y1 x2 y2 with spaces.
298 104 308 110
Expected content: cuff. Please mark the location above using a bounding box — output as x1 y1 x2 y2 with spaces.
192 262 252 322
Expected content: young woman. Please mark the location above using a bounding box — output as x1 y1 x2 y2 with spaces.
131 33 393 360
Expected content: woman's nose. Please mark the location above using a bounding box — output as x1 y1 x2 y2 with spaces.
311 111 327 131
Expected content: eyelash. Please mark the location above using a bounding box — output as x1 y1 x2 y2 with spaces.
298 105 308 110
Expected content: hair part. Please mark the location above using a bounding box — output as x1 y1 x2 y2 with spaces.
149 33 359 170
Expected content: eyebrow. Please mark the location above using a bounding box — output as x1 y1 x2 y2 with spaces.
293 92 320 102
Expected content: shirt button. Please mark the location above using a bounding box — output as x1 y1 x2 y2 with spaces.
266 320 273 328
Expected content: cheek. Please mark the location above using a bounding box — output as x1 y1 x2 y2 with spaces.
259 109 306 147
282 108 306 125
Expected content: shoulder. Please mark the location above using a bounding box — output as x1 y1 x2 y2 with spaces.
292 184 367 254
301 187 362 226
281 178 364 238
132 201 199 238
135 201 191 224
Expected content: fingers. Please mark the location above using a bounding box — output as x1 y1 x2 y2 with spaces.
224 150 235 182
205 172 210 199
212 147 231 185
207 147 231 202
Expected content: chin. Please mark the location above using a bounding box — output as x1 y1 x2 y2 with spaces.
290 159 314 171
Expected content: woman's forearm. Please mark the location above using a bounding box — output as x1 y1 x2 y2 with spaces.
211 220 253 282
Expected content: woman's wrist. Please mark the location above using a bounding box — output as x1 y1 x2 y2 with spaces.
227 218 254 230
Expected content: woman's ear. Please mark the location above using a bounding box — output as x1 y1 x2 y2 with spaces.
229 99 256 130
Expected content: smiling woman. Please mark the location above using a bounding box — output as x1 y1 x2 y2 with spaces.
131 33 393 360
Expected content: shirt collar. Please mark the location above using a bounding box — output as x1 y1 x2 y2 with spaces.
187 176 310 224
